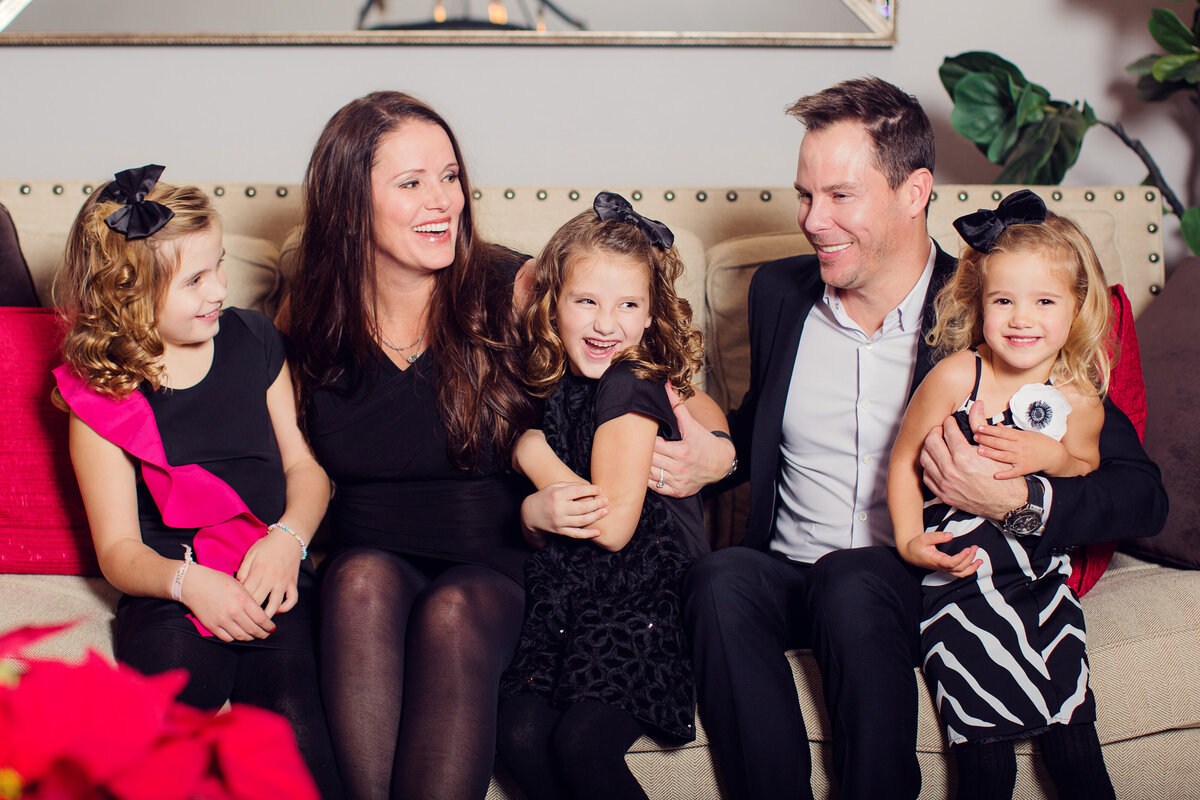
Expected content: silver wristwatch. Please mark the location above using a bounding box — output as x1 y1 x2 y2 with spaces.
999 475 1045 537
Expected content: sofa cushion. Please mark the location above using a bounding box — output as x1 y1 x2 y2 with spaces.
0 307 97 575
0 202 38 307
223 233 283 316
1122 258 1200 569
703 232 812 547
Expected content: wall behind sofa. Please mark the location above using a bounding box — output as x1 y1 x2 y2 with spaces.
0 0 1193 256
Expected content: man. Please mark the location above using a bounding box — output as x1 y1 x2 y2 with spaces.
675 77 1167 799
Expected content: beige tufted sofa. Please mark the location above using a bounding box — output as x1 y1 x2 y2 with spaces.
1 180 1196 799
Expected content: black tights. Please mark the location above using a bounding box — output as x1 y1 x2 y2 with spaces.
319 548 525 800
954 723 1115 800
117 624 343 800
497 694 650 800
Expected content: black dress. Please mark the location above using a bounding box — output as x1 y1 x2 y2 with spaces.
117 307 317 652
305 249 532 583
500 362 708 742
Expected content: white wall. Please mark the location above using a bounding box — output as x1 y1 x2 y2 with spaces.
1 0 1194 257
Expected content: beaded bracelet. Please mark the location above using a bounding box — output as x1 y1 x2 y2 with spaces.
268 522 308 560
170 543 194 602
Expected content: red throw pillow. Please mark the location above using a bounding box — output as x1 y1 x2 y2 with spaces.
0 307 98 575
1065 284 1146 597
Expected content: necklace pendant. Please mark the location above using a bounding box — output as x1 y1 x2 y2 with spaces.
407 352 419 364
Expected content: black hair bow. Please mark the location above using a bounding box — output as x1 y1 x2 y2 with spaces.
97 164 175 241
593 191 674 250
952 189 1047 254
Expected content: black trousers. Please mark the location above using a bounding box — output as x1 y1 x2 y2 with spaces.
683 545 925 800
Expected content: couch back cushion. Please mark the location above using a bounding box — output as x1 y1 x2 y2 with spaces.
1122 258 1200 569
0 307 98 575
0 202 38 307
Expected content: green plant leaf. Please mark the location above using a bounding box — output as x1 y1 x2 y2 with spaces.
1181 57 1200 83
996 123 1054 183
1181 206 1200 258
1135 72 1191 101
1044 105 1095 180
982 82 1050 163
1149 8 1197 55
986 114 1022 163
994 105 1094 185
1152 53 1200 82
950 72 1012 147
1126 54 1160 76
940 52 1028 98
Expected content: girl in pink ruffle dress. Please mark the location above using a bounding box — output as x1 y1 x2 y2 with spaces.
53 165 341 799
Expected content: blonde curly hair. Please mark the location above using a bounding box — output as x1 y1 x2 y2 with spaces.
929 209 1113 396
53 182 218 397
523 208 704 400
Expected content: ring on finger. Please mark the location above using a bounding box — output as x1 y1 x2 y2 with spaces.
656 467 665 489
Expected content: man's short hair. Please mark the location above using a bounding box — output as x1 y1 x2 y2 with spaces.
787 77 935 190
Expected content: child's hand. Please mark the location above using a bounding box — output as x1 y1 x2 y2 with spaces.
181 564 277 642
521 482 608 542
973 424 1069 479
899 531 982 578
236 526 304 619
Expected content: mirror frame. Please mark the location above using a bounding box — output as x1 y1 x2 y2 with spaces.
0 0 895 48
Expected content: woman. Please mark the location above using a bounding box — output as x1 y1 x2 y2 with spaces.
288 91 733 800
288 91 541 800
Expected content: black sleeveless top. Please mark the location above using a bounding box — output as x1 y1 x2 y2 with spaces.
304 251 531 582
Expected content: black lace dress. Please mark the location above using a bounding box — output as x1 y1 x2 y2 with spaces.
499 362 708 742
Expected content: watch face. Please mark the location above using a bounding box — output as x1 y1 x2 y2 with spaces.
1005 509 1043 536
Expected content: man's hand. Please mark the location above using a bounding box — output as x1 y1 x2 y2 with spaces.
919 400 1026 520
649 385 735 498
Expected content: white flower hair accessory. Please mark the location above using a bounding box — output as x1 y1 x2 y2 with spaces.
1010 383 1072 441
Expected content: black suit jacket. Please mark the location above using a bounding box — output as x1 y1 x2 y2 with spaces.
722 244 1167 558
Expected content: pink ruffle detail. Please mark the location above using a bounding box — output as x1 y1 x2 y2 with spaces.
53 364 265 636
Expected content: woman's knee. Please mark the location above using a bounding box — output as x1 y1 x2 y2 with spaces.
322 548 418 617
408 568 524 663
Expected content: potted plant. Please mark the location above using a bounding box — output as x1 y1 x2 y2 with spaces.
940 0 1200 255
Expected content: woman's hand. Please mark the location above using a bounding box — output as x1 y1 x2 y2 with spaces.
182 564 277 642
521 482 608 544
899 530 982 578
237 526 304 618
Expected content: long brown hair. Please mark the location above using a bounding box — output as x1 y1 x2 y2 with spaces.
523 207 704 399
287 91 532 465
54 183 218 397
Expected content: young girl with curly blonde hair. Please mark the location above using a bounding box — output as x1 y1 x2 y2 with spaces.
53 165 341 798
887 190 1115 799
497 193 718 800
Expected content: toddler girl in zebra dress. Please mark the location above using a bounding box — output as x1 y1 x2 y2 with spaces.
887 190 1115 800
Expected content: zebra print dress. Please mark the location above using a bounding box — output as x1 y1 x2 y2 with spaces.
920 353 1095 745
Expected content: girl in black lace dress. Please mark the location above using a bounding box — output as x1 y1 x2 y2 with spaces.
497 193 717 800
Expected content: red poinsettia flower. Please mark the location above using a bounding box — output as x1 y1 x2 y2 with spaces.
0 653 188 788
200 705 319 800
0 623 319 800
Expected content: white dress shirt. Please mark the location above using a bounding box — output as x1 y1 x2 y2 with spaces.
771 243 937 563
